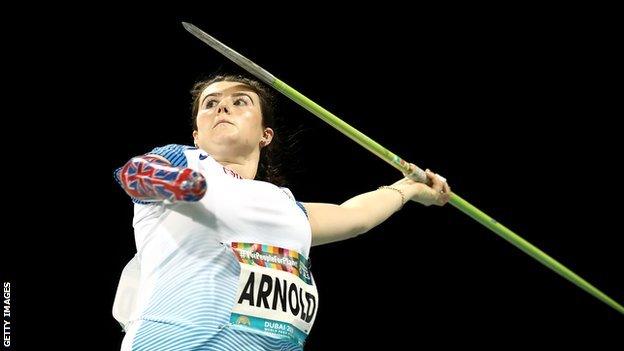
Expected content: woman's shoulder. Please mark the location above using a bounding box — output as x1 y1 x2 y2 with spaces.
149 144 196 154
278 186 295 201
278 186 308 218
147 144 197 167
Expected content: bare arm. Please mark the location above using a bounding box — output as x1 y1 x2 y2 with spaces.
304 168 450 246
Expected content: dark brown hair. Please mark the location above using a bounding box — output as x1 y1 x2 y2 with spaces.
190 74 288 187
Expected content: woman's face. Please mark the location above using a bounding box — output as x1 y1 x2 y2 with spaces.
193 81 272 156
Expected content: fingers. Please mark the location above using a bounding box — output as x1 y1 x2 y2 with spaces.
438 187 451 205
401 163 451 206
425 169 444 192
426 169 451 206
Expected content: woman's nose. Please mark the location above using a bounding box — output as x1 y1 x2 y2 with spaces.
217 104 230 114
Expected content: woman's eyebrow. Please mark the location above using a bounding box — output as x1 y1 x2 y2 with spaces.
201 92 222 106
201 91 255 106
231 92 255 105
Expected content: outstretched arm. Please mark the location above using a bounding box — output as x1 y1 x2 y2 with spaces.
116 154 207 203
304 168 450 246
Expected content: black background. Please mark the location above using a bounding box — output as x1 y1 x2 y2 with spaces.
3 5 622 350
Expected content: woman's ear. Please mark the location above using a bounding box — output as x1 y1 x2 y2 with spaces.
261 128 274 147
192 130 199 147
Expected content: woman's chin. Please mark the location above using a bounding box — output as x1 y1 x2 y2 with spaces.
208 138 248 153
210 133 238 144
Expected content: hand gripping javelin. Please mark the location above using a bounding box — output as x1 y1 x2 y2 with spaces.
182 22 624 316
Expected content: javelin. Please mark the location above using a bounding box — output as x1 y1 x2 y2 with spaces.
182 22 623 315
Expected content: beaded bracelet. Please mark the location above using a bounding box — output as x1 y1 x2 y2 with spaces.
377 185 406 209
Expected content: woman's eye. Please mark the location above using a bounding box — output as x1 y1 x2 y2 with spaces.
206 100 218 108
233 98 248 106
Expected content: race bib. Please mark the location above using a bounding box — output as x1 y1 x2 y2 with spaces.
229 242 318 347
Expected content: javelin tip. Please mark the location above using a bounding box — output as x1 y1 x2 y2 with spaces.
181 22 198 33
182 22 276 85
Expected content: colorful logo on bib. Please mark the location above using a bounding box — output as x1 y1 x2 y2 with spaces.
235 315 251 326
231 242 311 284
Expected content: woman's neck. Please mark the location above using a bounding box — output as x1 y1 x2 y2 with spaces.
212 152 259 180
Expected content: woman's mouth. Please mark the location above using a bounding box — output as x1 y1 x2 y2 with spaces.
214 121 235 128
